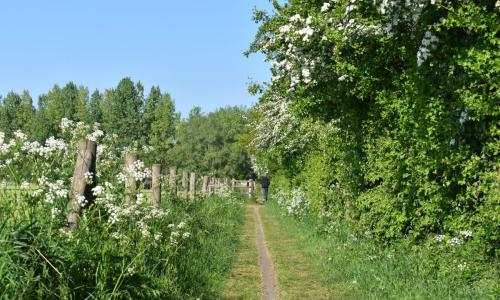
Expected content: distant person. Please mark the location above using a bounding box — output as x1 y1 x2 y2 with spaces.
261 173 270 202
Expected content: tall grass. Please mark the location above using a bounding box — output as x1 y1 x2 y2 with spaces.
265 200 499 299
0 188 245 299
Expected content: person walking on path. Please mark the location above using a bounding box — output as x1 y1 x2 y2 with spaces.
261 174 270 202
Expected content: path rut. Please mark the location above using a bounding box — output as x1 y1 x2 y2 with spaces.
254 205 280 300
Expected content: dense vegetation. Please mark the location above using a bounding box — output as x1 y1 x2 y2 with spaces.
170 106 252 179
248 0 499 294
0 120 246 299
0 78 252 179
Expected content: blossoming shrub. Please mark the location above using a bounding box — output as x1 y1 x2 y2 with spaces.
0 119 246 298
249 0 499 282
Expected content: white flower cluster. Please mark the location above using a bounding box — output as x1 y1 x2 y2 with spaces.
125 160 151 182
168 221 191 246
213 185 233 199
60 118 104 143
417 30 438 66
274 188 310 218
35 176 68 204
251 94 298 152
250 156 268 177
433 230 473 245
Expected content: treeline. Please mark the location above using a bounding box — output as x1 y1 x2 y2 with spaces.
0 77 252 178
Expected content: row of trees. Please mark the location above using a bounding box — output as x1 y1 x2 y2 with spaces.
248 0 498 259
0 78 176 149
0 78 252 178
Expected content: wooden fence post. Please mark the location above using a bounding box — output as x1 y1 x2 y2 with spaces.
65 139 97 230
152 164 161 206
169 166 177 198
208 177 213 195
189 172 196 200
202 176 208 196
182 171 189 198
247 179 255 198
231 179 236 191
124 151 137 205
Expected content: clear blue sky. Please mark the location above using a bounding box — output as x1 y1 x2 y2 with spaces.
0 0 273 118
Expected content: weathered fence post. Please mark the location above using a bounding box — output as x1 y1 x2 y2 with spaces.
247 179 255 198
208 177 213 195
182 171 189 198
231 179 236 192
124 151 137 205
202 176 208 196
65 139 97 230
189 172 196 200
152 164 161 206
169 166 177 198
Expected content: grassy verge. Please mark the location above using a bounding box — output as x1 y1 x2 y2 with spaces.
0 189 246 299
259 204 336 300
264 200 499 299
221 204 262 300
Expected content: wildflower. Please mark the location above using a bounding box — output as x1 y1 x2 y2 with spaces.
435 234 445 242
33 189 43 197
137 193 145 204
86 129 104 142
84 172 93 183
92 185 105 196
457 262 467 270
51 207 61 219
21 181 30 189
460 230 472 238
321 2 331 12
177 221 186 229
116 172 127 183
290 14 302 23
450 138 456 146
449 237 462 246
459 111 467 125
76 195 87 207
182 232 191 239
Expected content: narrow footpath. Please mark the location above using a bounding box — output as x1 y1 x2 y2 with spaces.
254 205 280 300
223 203 332 299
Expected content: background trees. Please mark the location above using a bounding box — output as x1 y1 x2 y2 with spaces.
169 106 252 179
0 78 251 178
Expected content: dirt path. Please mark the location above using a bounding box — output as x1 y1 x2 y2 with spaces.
254 205 280 300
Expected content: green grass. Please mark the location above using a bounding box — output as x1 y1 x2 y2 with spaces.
0 188 246 299
259 204 337 299
264 200 500 300
222 204 262 300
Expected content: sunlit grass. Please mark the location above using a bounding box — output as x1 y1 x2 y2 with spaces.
264 200 499 300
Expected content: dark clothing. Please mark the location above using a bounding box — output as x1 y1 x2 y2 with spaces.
262 187 269 201
261 176 270 188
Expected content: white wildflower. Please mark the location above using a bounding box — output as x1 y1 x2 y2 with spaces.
321 2 331 12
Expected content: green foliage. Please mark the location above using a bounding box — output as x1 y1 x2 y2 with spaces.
101 77 145 146
0 91 35 137
265 199 500 299
0 190 245 299
249 0 499 291
169 106 252 179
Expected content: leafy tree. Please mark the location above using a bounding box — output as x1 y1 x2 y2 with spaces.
0 91 35 137
146 87 178 164
170 106 251 178
101 77 144 146
74 85 89 122
88 89 103 124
